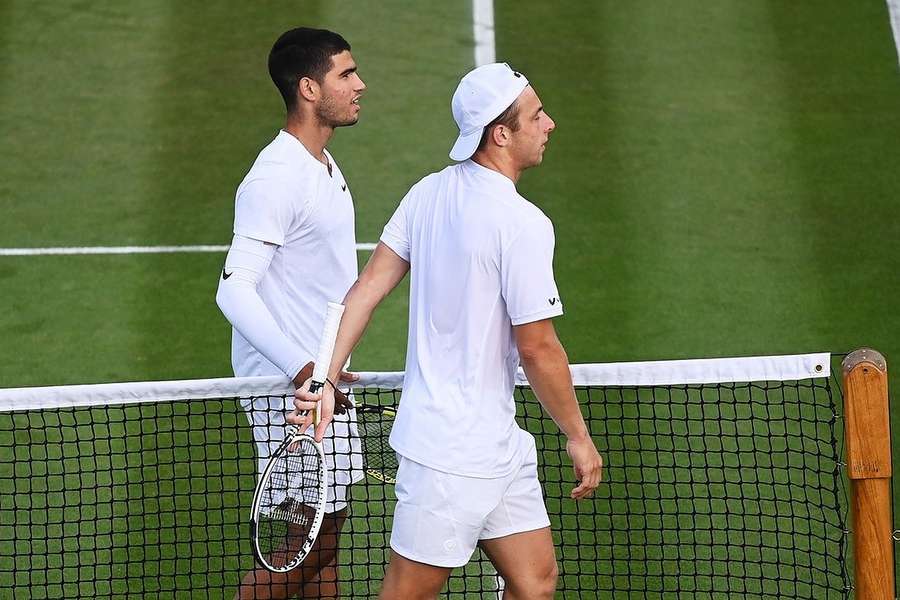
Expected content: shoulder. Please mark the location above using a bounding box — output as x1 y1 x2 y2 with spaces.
397 166 453 207
238 141 319 205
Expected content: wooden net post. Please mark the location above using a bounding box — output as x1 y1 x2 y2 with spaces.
841 348 894 600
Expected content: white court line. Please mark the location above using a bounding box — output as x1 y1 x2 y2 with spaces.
888 0 900 67
472 0 496 66
0 243 378 256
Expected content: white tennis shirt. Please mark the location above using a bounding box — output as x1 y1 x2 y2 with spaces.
230 130 358 376
381 159 564 478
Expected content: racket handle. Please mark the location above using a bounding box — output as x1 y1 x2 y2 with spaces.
308 380 324 426
312 303 345 385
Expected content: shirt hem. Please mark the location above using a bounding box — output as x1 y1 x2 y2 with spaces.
390 444 522 479
510 306 564 326
378 235 410 262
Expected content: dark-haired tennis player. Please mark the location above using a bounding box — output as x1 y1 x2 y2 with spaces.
216 27 366 599
292 63 603 599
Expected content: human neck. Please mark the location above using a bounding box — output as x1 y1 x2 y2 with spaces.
283 112 334 165
471 151 521 184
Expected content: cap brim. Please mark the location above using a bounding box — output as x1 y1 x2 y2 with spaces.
449 128 483 162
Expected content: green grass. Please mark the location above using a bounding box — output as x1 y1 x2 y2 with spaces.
1 0 898 597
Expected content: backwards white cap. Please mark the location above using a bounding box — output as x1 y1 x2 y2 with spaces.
449 63 529 162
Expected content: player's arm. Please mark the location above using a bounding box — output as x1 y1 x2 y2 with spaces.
290 242 410 439
514 319 602 499
216 235 308 382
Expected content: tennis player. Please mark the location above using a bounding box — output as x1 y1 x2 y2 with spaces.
292 63 603 599
216 27 366 599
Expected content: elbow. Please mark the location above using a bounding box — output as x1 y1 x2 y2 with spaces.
518 338 563 366
216 279 235 320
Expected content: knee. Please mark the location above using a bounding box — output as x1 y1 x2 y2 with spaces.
505 559 558 599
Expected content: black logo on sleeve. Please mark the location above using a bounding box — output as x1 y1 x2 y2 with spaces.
341 183 347 192
548 297 561 306
222 268 233 280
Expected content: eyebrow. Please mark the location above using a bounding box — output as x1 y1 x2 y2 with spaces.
534 105 543 117
339 66 358 77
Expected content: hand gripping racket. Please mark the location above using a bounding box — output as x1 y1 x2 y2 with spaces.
249 302 345 572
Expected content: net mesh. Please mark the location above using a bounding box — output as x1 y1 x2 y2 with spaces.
0 356 853 598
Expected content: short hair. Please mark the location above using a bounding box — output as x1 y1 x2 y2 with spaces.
476 100 521 153
268 27 351 112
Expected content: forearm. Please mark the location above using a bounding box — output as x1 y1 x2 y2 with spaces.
216 279 306 379
520 339 590 442
325 242 410 383
326 278 382 383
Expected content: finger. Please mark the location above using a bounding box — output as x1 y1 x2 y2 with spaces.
314 416 332 443
339 370 359 383
294 387 321 403
571 481 595 500
287 410 313 431
335 390 355 409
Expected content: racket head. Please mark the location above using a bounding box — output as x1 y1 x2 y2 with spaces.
357 405 397 483
250 432 328 572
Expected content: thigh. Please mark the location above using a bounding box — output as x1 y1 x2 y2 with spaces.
478 527 557 595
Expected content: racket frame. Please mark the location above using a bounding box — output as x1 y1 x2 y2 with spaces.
249 414 329 572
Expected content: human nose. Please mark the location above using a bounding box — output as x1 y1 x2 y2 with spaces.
354 74 366 92
545 114 556 132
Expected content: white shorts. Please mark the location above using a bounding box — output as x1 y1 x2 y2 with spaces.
390 433 550 568
242 394 364 513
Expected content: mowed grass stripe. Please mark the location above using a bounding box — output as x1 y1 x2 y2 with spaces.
0 3 174 248
764 2 900 525
497 2 832 362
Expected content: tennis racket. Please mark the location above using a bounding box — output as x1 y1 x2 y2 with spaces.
356 404 397 483
249 302 345 573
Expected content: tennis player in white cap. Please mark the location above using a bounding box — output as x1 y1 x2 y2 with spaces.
292 62 603 599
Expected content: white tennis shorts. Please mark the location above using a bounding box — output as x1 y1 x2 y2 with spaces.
242 394 364 513
390 432 550 568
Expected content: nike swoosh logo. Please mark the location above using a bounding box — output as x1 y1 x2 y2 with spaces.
222 268 233 280
341 184 347 192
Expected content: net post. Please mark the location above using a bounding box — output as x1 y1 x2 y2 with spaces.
841 348 894 600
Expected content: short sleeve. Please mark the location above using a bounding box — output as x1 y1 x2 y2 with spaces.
380 192 411 261
233 178 304 246
501 216 564 326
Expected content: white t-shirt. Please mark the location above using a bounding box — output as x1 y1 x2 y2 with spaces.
231 130 358 376
380 159 563 478
229 130 363 502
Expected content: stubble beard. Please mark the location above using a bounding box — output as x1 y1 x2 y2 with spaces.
315 94 358 129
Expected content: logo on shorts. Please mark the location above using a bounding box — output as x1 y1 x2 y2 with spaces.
222 268 233 280
443 539 458 552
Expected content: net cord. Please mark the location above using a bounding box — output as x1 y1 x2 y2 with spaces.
0 352 830 412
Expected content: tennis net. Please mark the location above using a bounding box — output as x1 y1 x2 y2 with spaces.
0 353 852 598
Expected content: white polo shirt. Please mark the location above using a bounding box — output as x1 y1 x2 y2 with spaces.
231 130 358 376
380 159 563 478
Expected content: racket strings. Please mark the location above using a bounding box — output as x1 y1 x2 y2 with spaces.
256 438 324 565
358 407 397 481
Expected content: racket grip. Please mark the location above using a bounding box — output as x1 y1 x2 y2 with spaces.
312 302 345 385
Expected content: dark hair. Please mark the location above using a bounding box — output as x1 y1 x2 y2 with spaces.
476 100 521 152
268 27 351 112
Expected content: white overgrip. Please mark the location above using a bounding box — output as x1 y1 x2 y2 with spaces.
311 302 345 428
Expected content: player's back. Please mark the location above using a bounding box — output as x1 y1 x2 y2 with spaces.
381 159 561 477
